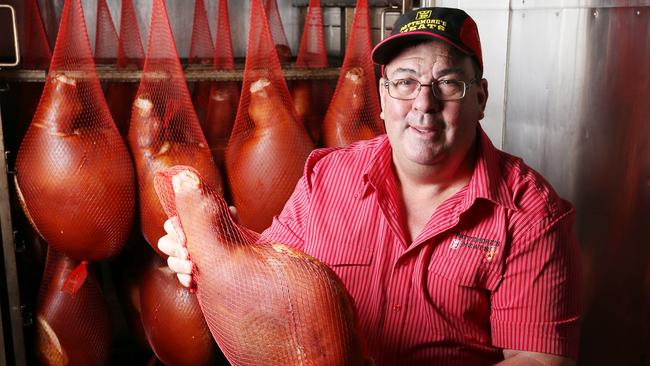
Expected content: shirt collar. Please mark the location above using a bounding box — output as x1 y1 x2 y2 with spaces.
360 136 394 197
462 126 518 211
359 127 517 211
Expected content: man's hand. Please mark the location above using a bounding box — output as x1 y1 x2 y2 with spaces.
158 217 193 287
157 206 239 287
498 350 576 366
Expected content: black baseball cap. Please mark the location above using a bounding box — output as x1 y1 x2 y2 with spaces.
371 7 483 72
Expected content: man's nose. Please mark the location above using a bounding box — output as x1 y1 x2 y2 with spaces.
412 85 442 113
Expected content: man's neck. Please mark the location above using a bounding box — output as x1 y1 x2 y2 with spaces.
393 143 477 190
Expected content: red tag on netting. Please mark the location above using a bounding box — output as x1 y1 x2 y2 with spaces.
291 0 334 144
139 252 224 365
128 0 225 257
14 0 135 278
322 0 384 147
203 0 239 169
35 248 111 365
93 0 118 65
189 0 215 132
266 0 292 63
225 0 315 233
105 0 146 137
61 260 88 294
154 165 368 365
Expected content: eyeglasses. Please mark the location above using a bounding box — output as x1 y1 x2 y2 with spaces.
383 78 478 101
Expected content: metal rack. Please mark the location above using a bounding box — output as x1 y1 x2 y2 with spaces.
0 64 343 83
0 4 26 366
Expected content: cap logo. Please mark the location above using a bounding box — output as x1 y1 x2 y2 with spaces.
399 14 447 34
415 10 431 20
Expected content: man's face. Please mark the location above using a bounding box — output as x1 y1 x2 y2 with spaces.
379 40 488 171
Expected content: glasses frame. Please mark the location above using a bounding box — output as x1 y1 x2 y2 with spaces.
383 78 479 101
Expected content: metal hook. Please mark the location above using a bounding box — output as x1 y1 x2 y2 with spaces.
0 4 21 68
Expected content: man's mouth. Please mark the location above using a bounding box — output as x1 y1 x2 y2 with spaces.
409 125 439 137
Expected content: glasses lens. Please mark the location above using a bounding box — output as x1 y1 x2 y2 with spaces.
389 79 420 100
434 80 465 100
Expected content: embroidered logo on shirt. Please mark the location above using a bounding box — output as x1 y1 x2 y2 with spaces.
451 232 501 262
450 238 461 250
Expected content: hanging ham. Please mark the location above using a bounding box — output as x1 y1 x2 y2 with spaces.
204 82 239 166
322 67 382 147
140 254 223 366
15 72 135 262
226 78 314 232
128 96 224 257
36 249 111 365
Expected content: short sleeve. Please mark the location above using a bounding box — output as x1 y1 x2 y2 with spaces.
260 173 311 250
260 147 338 250
490 208 582 359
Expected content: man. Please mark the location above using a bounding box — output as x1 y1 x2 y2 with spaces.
159 7 581 365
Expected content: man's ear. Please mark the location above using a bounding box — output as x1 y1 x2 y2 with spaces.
379 77 387 120
476 78 488 120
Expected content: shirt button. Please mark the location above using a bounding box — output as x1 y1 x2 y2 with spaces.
392 304 402 312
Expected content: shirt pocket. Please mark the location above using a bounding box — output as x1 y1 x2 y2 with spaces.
304 199 377 267
428 239 503 291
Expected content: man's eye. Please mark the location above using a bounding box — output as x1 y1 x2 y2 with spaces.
438 80 455 86
396 79 413 86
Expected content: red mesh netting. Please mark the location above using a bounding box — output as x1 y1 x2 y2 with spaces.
154 165 367 365
35 248 111 365
203 0 239 169
128 0 224 257
116 0 145 70
291 0 334 144
93 0 118 64
189 0 215 131
14 0 136 292
8 0 53 148
265 0 292 63
225 0 315 232
105 0 146 137
322 0 384 147
21 0 52 69
139 253 225 365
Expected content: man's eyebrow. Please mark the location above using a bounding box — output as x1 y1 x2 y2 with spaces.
387 67 417 77
435 66 465 78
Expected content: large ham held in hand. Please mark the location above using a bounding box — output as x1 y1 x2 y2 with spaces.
154 165 367 366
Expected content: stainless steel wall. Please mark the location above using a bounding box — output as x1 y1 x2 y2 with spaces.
504 3 650 364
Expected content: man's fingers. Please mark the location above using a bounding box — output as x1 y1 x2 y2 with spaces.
163 217 177 235
177 273 192 288
228 206 239 224
167 256 193 275
160 217 193 288
158 235 188 259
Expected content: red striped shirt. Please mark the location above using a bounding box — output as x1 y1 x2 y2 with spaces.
262 127 582 365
